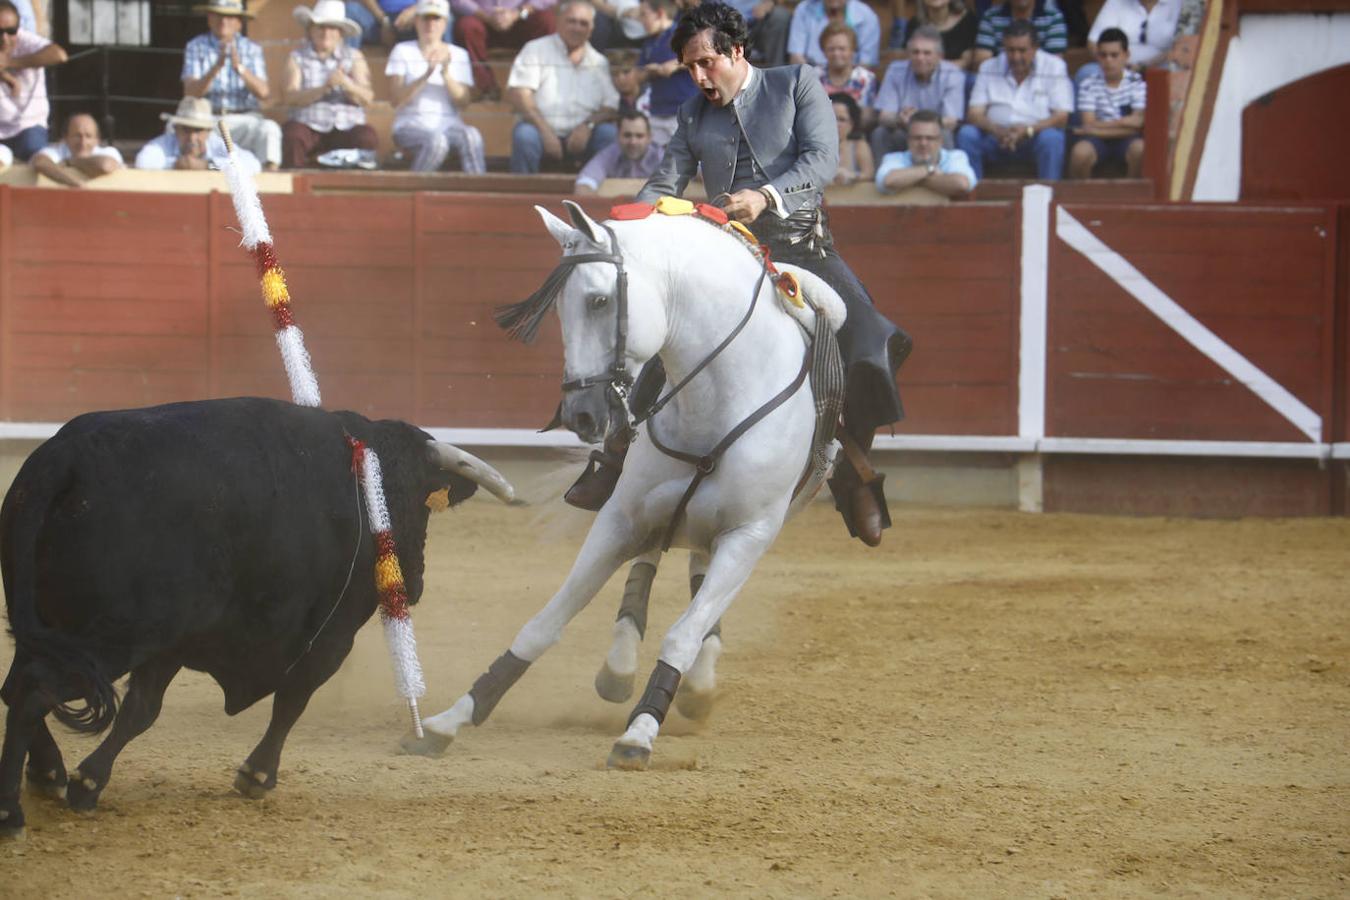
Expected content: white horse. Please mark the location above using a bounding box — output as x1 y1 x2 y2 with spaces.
405 201 845 769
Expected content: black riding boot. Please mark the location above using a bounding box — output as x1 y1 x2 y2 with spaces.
828 426 891 547
564 431 631 511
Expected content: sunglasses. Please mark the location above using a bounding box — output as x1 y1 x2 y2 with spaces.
0 26 20 36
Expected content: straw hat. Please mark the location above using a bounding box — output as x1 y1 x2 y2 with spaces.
414 0 452 17
293 0 361 37
193 0 255 18
161 96 217 131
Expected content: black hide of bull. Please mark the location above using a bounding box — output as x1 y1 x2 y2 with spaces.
0 397 477 835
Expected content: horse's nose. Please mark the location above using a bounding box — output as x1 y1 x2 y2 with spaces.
573 411 597 440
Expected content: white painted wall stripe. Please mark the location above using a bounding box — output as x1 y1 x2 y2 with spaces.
1018 185 1052 440
1055 206 1323 442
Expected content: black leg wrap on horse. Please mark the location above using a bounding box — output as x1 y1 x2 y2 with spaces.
617 562 657 639
469 651 531 726
627 661 681 727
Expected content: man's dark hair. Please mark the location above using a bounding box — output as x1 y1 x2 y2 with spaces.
618 110 651 131
0 1 20 20
1096 26 1129 50
909 108 942 130
1004 19 1038 44
671 2 750 60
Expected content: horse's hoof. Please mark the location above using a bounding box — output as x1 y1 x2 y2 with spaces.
399 729 453 758
594 664 635 704
65 770 101 812
606 742 651 771
675 688 716 722
26 767 68 800
0 807 25 841
233 765 273 800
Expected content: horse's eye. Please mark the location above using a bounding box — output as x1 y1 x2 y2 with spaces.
588 294 609 310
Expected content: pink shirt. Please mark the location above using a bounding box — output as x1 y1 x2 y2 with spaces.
0 30 52 139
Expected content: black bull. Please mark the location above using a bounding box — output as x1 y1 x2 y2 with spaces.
0 397 488 836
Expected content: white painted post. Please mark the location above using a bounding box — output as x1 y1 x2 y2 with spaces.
1018 184 1052 513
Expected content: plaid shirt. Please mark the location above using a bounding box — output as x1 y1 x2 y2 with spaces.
1077 69 1146 122
976 2 1068 53
181 32 268 115
288 43 368 133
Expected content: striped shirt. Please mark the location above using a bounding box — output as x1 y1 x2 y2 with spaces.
1077 69 1146 122
182 33 268 115
976 1 1068 54
288 43 368 134
818 65 878 109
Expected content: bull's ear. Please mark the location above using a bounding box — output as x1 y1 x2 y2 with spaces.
562 199 606 246
536 205 578 249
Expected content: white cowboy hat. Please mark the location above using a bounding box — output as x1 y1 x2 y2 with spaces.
192 0 255 17
161 96 216 131
293 0 361 37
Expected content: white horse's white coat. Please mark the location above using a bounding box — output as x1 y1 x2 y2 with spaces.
422 205 845 763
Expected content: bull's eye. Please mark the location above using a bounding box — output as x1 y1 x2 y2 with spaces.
588 294 609 310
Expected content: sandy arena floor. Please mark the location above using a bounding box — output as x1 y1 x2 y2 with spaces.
1 500 1348 898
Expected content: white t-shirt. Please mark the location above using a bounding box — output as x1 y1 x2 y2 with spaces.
0 144 12 168
134 131 260 174
385 40 474 132
507 35 619 135
34 143 125 165
970 50 1074 128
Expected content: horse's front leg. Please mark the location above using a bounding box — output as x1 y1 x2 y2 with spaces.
405 507 643 757
607 522 778 770
595 550 662 704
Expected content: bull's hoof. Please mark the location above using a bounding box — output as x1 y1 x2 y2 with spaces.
26 766 68 800
674 688 716 722
0 806 25 841
606 741 651 771
233 764 273 800
594 663 635 704
65 770 102 812
399 729 453 758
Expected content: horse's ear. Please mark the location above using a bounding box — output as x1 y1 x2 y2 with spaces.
535 205 578 249
562 199 606 246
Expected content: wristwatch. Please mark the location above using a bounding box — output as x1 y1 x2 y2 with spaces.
1025 125 1035 140
925 162 936 176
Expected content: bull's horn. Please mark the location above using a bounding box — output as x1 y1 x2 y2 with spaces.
426 441 523 506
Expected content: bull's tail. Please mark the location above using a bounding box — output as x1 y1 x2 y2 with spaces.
1 449 119 735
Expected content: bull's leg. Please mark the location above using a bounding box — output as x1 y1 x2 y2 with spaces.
67 657 181 812
24 720 68 801
595 551 662 704
236 637 353 799
675 553 722 722
608 522 776 770
408 507 640 757
0 679 51 839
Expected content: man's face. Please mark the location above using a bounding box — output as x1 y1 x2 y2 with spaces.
907 36 939 78
680 29 745 107
823 0 847 16
822 34 854 70
1003 34 1035 78
1009 0 1034 17
175 125 209 159
908 121 942 163
309 24 342 54
1096 40 1128 79
618 117 651 160
636 2 666 35
0 9 19 55
612 64 638 96
208 12 242 41
64 115 101 158
557 3 595 51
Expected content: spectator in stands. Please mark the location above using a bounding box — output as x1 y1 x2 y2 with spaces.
637 0 697 147
722 0 791 66
507 0 619 173
869 24 964 160
589 0 645 52
903 0 978 69
574 110 660 192
1087 0 1179 68
387 0 485 172
347 0 452 47
135 96 262 174
608 49 651 117
31 111 123 187
452 0 557 101
283 1 378 169
875 108 976 197
0 0 66 163
973 0 1066 65
817 23 877 119
182 0 282 171
787 0 879 68
958 20 1071 181
832 93 874 186
1068 27 1143 178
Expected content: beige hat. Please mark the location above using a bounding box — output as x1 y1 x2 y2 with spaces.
161 96 216 131
414 0 452 16
193 0 255 17
293 0 361 37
